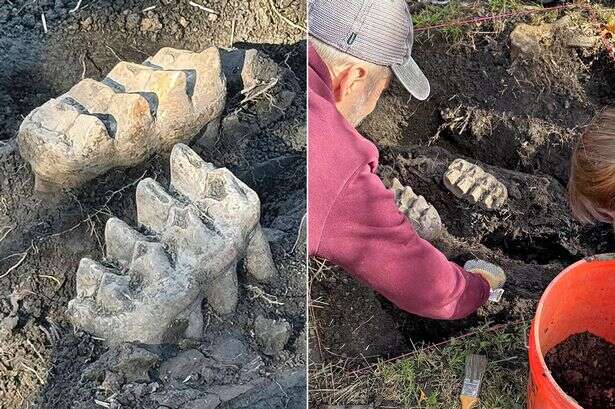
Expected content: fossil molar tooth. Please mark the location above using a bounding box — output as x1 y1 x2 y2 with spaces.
391 178 443 241
18 47 226 191
67 144 276 344
443 159 508 210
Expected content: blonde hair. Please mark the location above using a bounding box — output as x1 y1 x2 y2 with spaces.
309 36 391 92
569 107 615 223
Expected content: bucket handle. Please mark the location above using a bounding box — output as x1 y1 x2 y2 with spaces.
584 253 615 262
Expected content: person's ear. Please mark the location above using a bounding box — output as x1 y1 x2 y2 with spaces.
333 65 368 102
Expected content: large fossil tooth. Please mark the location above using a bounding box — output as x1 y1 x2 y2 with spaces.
67 144 276 345
18 47 226 191
443 159 508 210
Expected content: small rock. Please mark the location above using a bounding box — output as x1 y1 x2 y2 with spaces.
254 315 291 357
80 16 93 29
101 370 123 392
140 15 162 32
125 13 139 30
159 349 208 382
178 16 189 28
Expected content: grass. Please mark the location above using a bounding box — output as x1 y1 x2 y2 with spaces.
310 320 530 408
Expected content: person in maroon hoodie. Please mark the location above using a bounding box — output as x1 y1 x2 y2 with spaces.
308 0 506 320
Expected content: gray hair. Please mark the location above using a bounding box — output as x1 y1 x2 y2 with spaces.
310 36 391 91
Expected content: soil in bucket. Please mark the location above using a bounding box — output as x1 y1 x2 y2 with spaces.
545 332 615 409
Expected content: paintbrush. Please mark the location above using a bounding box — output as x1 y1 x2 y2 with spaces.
460 354 488 409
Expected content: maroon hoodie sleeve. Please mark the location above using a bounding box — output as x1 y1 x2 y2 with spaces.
317 164 490 320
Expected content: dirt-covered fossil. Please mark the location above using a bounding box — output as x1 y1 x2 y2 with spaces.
67 144 276 344
18 47 226 191
443 159 508 210
391 178 443 240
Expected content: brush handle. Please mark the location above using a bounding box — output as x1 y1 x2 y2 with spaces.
460 395 480 409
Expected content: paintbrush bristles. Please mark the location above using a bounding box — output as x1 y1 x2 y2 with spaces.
465 354 487 380
461 354 488 398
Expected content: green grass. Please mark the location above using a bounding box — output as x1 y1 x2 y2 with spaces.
486 0 523 13
310 320 530 408
412 1 464 29
376 321 529 408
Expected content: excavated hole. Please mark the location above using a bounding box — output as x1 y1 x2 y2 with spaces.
482 232 579 265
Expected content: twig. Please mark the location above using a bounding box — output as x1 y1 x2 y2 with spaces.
41 13 48 33
188 1 216 14
105 45 122 62
20 362 45 384
0 226 13 243
230 18 236 48
267 0 306 32
142 5 156 12
80 54 87 79
246 284 284 305
291 213 306 254
240 78 279 104
39 274 62 288
69 0 83 13
0 249 30 279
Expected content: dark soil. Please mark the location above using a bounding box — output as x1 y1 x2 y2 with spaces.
546 332 615 409
310 8 615 366
0 1 306 408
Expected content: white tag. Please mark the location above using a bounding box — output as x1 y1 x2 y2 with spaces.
489 288 504 303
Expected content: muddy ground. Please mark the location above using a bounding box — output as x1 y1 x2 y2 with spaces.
310 6 615 371
0 1 306 408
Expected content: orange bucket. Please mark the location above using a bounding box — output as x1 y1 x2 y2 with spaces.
527 256 615 408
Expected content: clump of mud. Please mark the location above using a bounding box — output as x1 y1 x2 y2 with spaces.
545 332 615 409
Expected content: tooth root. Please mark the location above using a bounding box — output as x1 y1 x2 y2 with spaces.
205 263 238 316
170 144 214 203
105 218 147 267
136 178 182 234
245 225 276 281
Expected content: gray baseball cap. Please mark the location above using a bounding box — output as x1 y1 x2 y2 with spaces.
309 0 430 100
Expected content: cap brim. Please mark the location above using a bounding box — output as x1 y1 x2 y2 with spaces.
392 57 430 101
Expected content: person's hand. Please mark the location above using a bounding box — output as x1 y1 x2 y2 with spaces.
464 260 506 289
